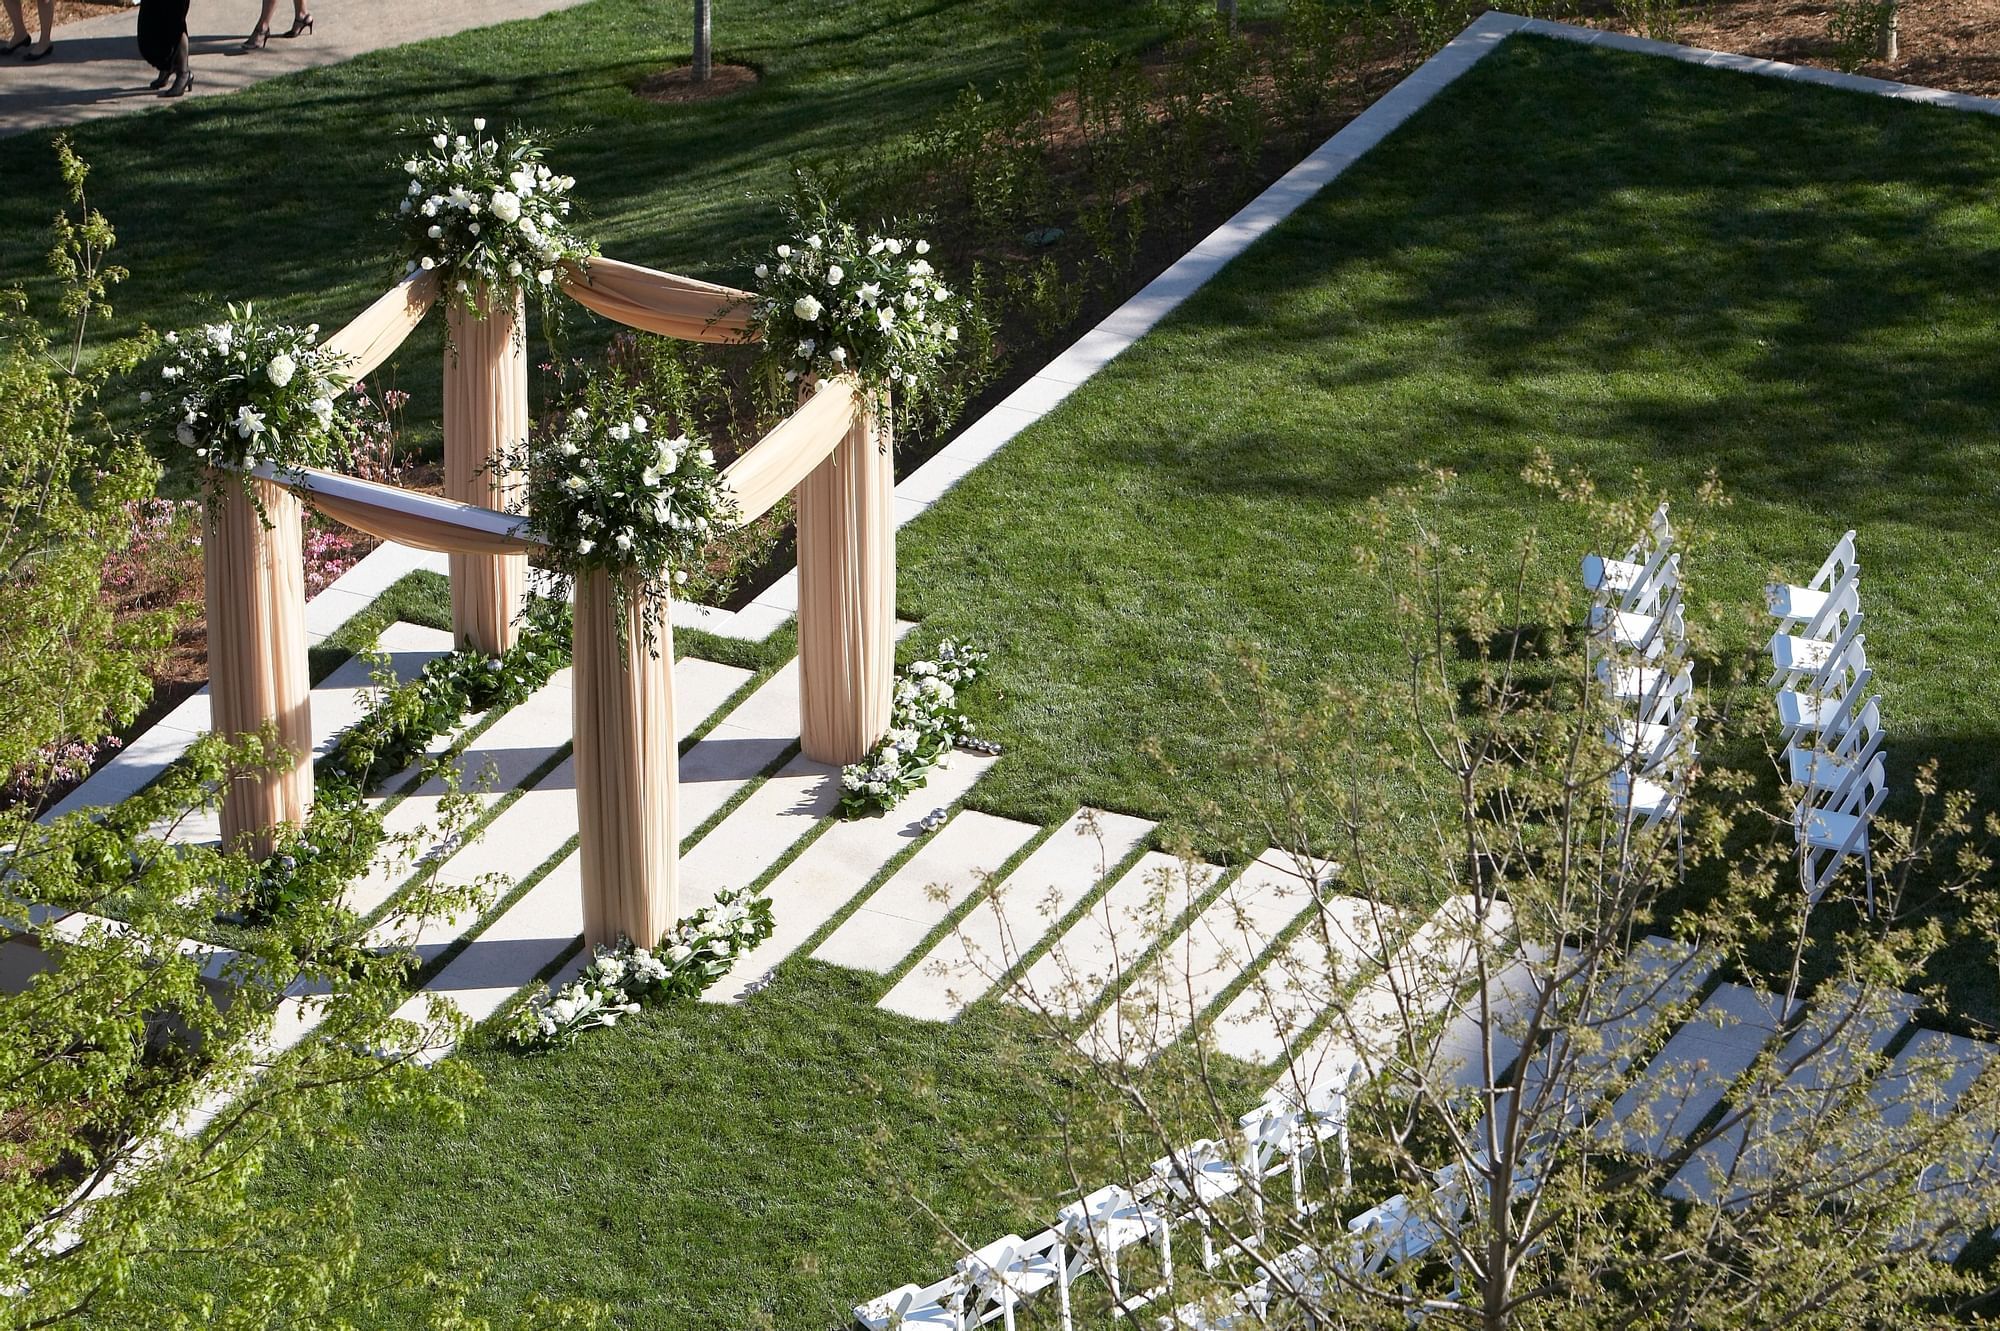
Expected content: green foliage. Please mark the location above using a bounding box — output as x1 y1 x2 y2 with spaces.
0 138 176 794
838 641 990 817
1828 0 1896 71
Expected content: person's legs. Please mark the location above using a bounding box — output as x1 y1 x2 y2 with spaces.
34 0 50 41
2 0 28 46
163 27 190 95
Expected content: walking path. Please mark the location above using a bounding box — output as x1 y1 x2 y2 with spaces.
0 0 594 138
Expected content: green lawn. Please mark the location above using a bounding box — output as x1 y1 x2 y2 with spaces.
0 0 1200 428
119 29 2000 1331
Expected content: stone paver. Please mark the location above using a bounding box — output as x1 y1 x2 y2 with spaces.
1860 1030 2000 1256
1484 936 1715 1143
1007 851 1217 1024
811 811 1039 976
1277 895 1514 1096
1082 850 1316 1066
1207 890 1398 1067
709 752 1002 1005
1420 945 1569 1095
678 751 841 914
1668 986 1917 1205
1602 982 1798 1159
877 807 1153 1024
2 0 595 138
678 659 801 831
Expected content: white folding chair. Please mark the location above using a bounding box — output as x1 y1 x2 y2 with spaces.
1055 1184 1172 1326
957 1231 1062 1330
1786 696 1883 798
1798 750 1888 912
1346 1192 1449 1276
1149 1140 1244 1270
1777 649 1872 749
1766 531 1858 638
1589 586 1685 662
855 1275 967 1330
1768 583 1862 691
1581 504 1676 615
1240 1242 1324 1322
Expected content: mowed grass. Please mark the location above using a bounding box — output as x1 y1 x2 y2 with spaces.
120 32 2000 1331
905 36 2000 892
0 0 1189 427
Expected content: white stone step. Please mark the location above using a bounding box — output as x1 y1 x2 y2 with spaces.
678 659 802 832
146 623 457 845
1423 945 1573 1095
1007 851 1219 1024
1283 895 1514 1096
877 807 1154 1023
679 751 842 915
1601 982 1798 1159
1861 1029 2000 1257
1484 935 1716 1144
709 752 1002 1004
1206 891 1400 1067
1667 985 1916 1205
429 657 751 891
812 811 1040 975
1082 849 1318 1066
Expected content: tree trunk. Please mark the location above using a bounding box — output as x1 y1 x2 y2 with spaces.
1217 0 1236 34
693 0 712 81
1879 0 1898 60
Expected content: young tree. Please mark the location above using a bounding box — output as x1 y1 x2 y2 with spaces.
0 143 572 1331
693 0 711 81
944 471 2000 1328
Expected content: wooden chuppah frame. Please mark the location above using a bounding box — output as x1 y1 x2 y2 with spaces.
205 257 894 944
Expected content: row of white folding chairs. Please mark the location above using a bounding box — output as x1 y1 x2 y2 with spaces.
1765 532 1887 910
856 1057 1361 1330
1584 504 1697 841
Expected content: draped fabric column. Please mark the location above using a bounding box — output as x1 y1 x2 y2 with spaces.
204 475 312 859
572 569 678 949
796 392 894 765
443 289 528 656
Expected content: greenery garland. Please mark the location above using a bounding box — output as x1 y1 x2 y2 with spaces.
506 887 776 1050
840 641 994 817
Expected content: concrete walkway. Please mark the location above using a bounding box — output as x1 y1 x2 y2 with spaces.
0 0 592 138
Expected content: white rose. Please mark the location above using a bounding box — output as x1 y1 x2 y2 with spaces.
825 264 844 286
139 391 152 404
265 352 297 388
829 346 846 364
490 190 522 223
631 415 648 434
754 263 769 280
793 295 822 321
615 531 633 552
404 159 421 174
578 538 595 555
884 238 902 255
420 257 436 270
310 397 335 428
427 224 444 240
538 269 555 285
915 239 930 254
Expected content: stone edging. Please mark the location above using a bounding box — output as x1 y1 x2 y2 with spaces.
672 10 2000 645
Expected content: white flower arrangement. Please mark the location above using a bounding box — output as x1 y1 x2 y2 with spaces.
749 202 972 418
149 303 354 480
393 117 594 312
508 887 775 1051
840 640 992 817
510 379 739 652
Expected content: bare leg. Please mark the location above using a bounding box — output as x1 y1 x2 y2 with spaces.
1 0 28 45
36 0 50 41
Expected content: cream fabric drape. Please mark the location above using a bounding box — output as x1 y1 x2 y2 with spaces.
444 290 529 655
321 270 440 388
572 569 678 948
205 476 312 858
796 394 894 765
558 258 756 344
718 377 862 525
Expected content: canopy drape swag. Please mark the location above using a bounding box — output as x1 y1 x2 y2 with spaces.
211 254 898 950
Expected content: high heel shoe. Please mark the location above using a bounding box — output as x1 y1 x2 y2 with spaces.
162 68 192 97
238 25 268 51
281 13 314 37
148 67 172 89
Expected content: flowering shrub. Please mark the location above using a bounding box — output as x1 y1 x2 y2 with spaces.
840 640 991 817
749 201 972 418
100 497 201 595
507 887 776 1050
393 118 593 310
512 379 738 647
147 303 353 479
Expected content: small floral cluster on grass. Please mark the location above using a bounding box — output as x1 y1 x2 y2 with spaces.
507 887 775 1051
749 201 971 410
840 641 991 817
147 303 353 477
394 117 592 305
513 379 738 646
